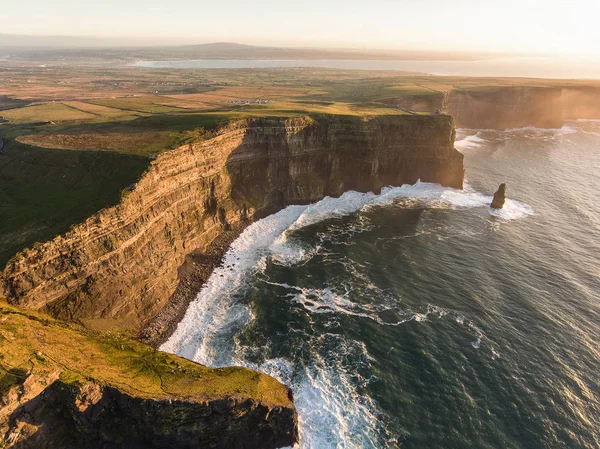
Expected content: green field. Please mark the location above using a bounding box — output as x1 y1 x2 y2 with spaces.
0 141 148 266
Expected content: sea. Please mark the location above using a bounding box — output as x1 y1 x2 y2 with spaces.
161 120 600 449
134 56 600 79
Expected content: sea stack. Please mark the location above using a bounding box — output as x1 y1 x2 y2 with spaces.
491 183 507 209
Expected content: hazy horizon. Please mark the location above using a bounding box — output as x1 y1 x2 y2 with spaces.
0 34 529 59
0 0 598 56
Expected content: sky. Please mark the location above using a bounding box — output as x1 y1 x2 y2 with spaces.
1 0 599 55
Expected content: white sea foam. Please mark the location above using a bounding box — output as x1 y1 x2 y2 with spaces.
455 125 581 153
250 340 385 449
264 281 463 331
161 204 309 363
161 181 525 448
455 133 485 151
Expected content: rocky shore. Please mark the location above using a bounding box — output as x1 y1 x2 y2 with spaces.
139 222 249 347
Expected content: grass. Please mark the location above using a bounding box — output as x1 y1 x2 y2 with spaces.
62 101 142 119
0 102 97 124
89 96 195 114
0 141 149 267
18 129 179 155
0 302 292 405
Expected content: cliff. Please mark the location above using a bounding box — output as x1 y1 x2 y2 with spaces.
561 86 600 120
0 303 297 449
0 115 464 342
446 86 564 129
384 85 600 129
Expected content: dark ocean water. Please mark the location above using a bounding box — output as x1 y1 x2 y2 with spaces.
163 120 600 449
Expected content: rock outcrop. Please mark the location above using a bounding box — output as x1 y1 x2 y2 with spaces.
491 183 507 209
0 303 297 449
0 115 464 341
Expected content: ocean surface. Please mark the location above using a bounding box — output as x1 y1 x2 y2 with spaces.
134 56 600 79
162 120 600 448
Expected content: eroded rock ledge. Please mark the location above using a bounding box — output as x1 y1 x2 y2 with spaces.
0 304 297 449
1 115 464 341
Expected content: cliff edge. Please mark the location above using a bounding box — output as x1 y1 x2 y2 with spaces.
1 115 463 342
0 303 297 448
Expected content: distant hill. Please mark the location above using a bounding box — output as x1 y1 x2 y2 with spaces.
0 36 504 61
154 42 487 61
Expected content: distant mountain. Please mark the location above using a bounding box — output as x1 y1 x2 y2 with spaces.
164 43 487 61
0 36 507 62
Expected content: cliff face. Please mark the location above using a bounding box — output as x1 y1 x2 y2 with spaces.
3 380 295 449
446 87 564 129
0 115 463 338
227 115 463 215
384 86 600 129
0 303 297 449
561 87 600 120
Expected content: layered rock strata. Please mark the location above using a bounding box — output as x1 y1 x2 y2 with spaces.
0 115 464 340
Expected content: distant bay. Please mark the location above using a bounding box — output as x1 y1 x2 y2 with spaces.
134 56 600 79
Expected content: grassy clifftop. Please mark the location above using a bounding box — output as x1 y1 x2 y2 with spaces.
0 302 291 405
0 302 297 448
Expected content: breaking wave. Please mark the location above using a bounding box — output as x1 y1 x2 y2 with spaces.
455 132 486 151
160 180 531 448
162 181 531 356
455 122 584 153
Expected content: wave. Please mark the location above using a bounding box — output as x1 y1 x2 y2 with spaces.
266 280 482 329
456 125 578 133
161 181 528 448
455 124 586 156
455 132 485 151
242 339 387 449
164 181 532 358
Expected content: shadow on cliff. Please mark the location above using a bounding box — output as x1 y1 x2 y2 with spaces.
224 116 464 221
0 140 150 269
5 380 296 449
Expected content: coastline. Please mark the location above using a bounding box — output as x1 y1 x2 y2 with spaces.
139 221 249 347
